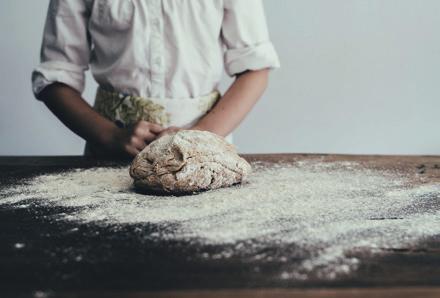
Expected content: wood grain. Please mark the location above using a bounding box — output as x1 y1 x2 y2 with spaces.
12 287 440 298
0 155 439 296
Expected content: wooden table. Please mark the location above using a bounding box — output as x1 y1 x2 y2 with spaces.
0 154 439 298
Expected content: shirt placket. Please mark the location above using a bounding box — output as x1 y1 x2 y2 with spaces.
149 0 165 98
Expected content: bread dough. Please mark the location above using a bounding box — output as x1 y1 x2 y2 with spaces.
129 130 252 194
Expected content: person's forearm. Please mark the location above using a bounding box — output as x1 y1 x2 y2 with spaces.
192 69 270 137
38 83 117 146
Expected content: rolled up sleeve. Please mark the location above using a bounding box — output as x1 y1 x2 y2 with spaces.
32 0 91 97
222 0 280 77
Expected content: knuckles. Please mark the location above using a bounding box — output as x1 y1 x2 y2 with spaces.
134 121 155 136
129 136 138 145
133 125 144 136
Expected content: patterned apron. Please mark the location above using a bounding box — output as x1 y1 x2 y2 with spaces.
85 87 223 157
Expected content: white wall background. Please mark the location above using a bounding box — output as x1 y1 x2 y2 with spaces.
0 0 439 155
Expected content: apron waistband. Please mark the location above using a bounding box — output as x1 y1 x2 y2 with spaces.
94 87 221 128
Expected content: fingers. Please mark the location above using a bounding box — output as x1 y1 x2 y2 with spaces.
134 127 156 143
135 121 163 134
129 135 146 150
127 122 182 155
149 123 164 134
157 127 181 139
132 121 164 142
109 122 164 157
143 130 160 143
124 144 140 157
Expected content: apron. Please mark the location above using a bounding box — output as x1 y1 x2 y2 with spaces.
85 87 229 157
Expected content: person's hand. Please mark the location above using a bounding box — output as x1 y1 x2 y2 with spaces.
156 126 182 139
103 121 164 156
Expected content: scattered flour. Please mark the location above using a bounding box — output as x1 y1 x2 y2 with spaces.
0 160 439 280
14 243 25 249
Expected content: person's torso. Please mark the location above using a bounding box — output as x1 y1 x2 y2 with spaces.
84 0 226 99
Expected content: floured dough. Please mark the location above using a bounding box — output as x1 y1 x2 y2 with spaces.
129 130 252 194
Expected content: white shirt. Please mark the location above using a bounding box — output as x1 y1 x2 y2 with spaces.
32 0 280 99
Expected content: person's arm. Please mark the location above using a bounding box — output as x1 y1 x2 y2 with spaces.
39 83 163 157
191 69 269 136
33 2 163 157
182 0 279 138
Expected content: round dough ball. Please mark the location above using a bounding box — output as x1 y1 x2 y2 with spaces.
129 130 252 194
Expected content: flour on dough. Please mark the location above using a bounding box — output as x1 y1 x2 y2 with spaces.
129 130 252 194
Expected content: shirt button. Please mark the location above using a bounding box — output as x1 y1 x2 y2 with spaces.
152 19 160 27
154 58 162 66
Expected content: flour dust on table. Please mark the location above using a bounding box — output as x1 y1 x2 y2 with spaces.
0 160 439 281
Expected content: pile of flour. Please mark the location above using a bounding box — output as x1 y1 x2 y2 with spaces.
0 160 439 280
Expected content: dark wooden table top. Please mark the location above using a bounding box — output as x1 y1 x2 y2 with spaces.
0 154 439 298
